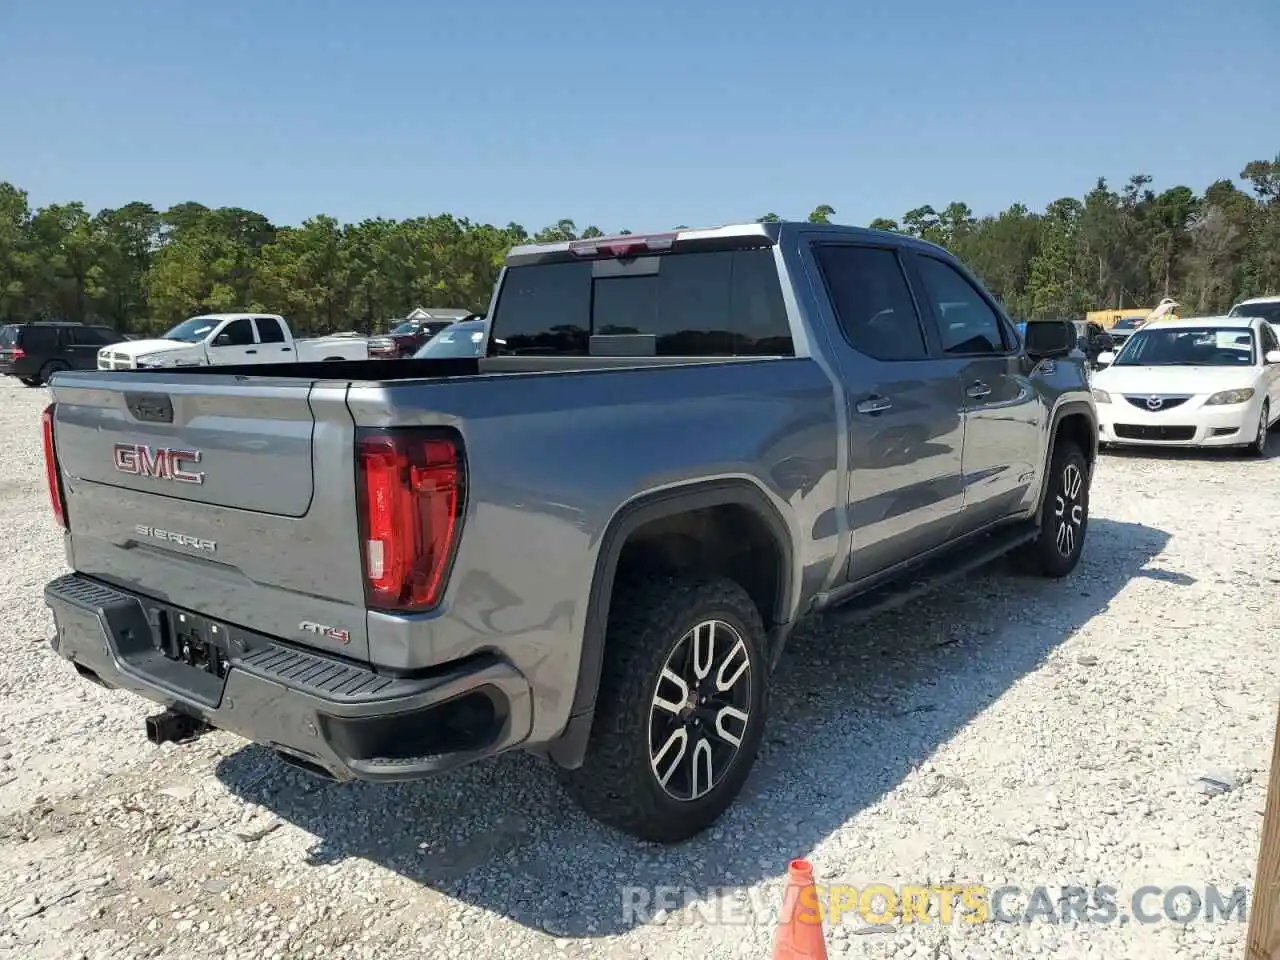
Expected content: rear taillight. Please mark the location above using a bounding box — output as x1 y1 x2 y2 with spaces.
355 429 464 611
41 403 67 529
11 347 23 359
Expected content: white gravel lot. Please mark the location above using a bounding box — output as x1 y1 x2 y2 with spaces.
0 376 1277 960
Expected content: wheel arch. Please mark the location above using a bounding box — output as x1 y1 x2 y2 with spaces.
1034 400 1097 522
546 478 796 769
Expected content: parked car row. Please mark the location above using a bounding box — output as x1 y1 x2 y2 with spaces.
1 307 497 386
367 308 480 358
1 321 131 385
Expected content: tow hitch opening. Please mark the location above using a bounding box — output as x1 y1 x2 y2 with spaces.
145 708 207 745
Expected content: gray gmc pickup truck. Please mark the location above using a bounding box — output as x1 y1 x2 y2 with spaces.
40 222 1096 843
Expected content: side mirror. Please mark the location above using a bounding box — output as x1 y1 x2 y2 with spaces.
211 333 231 347
1096 351 1116 367
1023 319 1075 359
1266 350 1280 365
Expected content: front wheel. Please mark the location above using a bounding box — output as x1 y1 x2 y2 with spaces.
1246 402 1269 458
560 575 770 843
1019 439 1090 578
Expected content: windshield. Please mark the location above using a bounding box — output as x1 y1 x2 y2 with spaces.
1112 318 1143 330
1114 327 1255 367
1230 302 1280 324
413 321 487 358
389 321 419 335
161 316 219 343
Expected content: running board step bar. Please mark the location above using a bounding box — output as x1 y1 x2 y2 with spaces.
820 523 1039 626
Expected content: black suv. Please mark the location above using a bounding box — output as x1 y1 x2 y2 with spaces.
0 321 128 386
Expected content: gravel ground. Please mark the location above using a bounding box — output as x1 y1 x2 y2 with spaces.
1 376 1277 960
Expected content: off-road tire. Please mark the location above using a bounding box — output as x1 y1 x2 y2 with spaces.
560 575 770 844
1019 438 1090 578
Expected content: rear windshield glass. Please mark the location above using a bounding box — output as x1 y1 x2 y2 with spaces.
488 248 794 357
0 326 16 347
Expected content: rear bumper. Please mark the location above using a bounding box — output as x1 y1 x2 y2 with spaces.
44 573 534 781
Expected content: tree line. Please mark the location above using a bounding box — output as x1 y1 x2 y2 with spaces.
1 152 1277 337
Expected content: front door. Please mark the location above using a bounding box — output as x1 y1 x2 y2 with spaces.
907 252 1043 533
206 317 260 364
804 241 968 584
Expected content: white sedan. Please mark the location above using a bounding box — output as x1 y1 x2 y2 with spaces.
1092 315 1280 456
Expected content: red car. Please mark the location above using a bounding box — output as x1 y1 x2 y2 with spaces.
368 309 479 358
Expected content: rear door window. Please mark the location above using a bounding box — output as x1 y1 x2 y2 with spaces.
811 245 930 361
255 317 286 343
489 248 793 356
19 326 59 353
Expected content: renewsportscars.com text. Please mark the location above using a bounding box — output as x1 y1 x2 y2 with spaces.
621 882 1249 927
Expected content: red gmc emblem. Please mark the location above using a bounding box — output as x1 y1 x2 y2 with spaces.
112 443 205 485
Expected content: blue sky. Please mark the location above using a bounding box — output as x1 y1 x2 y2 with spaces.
2 0 1277 234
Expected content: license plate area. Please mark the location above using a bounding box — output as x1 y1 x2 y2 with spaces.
156 609 232 679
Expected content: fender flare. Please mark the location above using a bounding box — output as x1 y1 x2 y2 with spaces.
547 479 795 768
1034 400 1098 521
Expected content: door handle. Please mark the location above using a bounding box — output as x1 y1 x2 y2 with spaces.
966 381 991 399
856 395 893 415
245 349 257 354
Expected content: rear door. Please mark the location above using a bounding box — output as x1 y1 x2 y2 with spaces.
906 251 1042 533
206 317 261 365
801 239 968 582
253 316 295 360
49 372 374 660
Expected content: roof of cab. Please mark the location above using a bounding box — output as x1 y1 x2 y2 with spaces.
504 220 949 265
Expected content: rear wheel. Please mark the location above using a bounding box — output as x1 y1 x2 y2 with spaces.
1018 438 1090 578
1246 402 1269 458
560 575 770 843
38 360 68 383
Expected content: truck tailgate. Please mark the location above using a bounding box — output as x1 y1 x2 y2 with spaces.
48 373 373 661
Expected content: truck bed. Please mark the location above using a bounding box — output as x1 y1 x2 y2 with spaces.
120 353 753 382
45 354 834 676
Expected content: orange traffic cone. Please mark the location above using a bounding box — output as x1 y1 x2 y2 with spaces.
773 859 829 960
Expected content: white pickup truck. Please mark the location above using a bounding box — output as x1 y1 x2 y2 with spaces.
97 313 369 370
